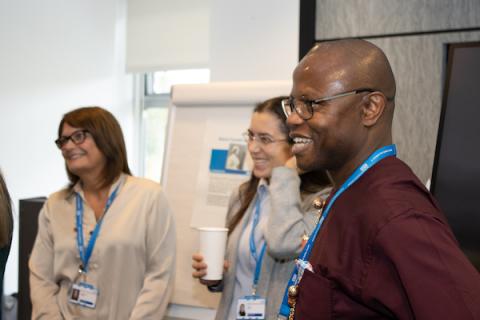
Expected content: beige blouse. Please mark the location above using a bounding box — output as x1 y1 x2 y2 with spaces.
29 174 176 320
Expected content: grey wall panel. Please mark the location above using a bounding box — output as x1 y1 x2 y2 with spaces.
311 0 480 182
316 0 480 40
369 31 480 182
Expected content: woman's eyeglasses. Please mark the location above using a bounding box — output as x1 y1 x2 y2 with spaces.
55 130 89 149
242 131 288 146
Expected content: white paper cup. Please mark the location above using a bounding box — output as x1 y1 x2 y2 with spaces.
197 227 229 280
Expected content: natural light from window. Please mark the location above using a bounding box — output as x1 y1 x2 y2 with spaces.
143 69 210 182
150 69 210 94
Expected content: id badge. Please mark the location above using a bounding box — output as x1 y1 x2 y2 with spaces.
236 295 266 320
69 282 98 309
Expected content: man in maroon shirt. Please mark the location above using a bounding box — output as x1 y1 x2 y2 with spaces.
281 39 480 319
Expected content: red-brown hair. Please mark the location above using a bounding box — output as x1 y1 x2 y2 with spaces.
0 171 12 248
58 106 131 190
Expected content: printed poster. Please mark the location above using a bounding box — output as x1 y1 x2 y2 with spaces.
190 119 251 228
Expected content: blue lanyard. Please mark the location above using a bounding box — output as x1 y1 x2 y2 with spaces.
75 185 120 273
249 185 267 294
278 145 397 317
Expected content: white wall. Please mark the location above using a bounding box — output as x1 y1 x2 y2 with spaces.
0 0 134 294
210 0 299 82
127 0 211 71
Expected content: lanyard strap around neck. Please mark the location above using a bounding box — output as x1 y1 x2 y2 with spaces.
278 144 397 317
75 185 119 273
249 185 267 294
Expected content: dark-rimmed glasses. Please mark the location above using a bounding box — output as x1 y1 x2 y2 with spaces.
242 130 288 146
55 130 89 149
281 88 375 120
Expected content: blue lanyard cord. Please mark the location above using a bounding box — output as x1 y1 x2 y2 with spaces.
76 185 120 273
278 144 397 317
252 243 267 293
249 185 267 291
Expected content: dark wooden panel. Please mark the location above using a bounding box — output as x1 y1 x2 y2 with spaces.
18 197 45 320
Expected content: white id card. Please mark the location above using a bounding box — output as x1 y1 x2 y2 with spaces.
236 295 266 319
69 282 98 309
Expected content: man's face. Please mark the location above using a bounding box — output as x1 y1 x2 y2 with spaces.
286 54 367 173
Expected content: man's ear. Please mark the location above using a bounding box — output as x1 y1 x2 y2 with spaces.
361 92 386 127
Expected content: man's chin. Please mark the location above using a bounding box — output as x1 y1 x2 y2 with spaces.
295 156 317 173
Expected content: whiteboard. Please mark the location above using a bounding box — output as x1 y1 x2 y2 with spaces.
162 81 291 309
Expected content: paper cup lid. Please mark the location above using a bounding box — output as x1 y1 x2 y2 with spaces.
196 227 229 232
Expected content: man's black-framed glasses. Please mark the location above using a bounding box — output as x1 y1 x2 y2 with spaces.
55 129 89 149
281 88 375 120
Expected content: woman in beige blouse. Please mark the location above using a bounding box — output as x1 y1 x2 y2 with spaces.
29 106 176 319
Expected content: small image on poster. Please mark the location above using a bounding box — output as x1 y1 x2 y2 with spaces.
210 144 248 174
225 144 247 171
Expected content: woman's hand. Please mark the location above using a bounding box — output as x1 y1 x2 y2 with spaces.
192 253 229 286
285 156 304 175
